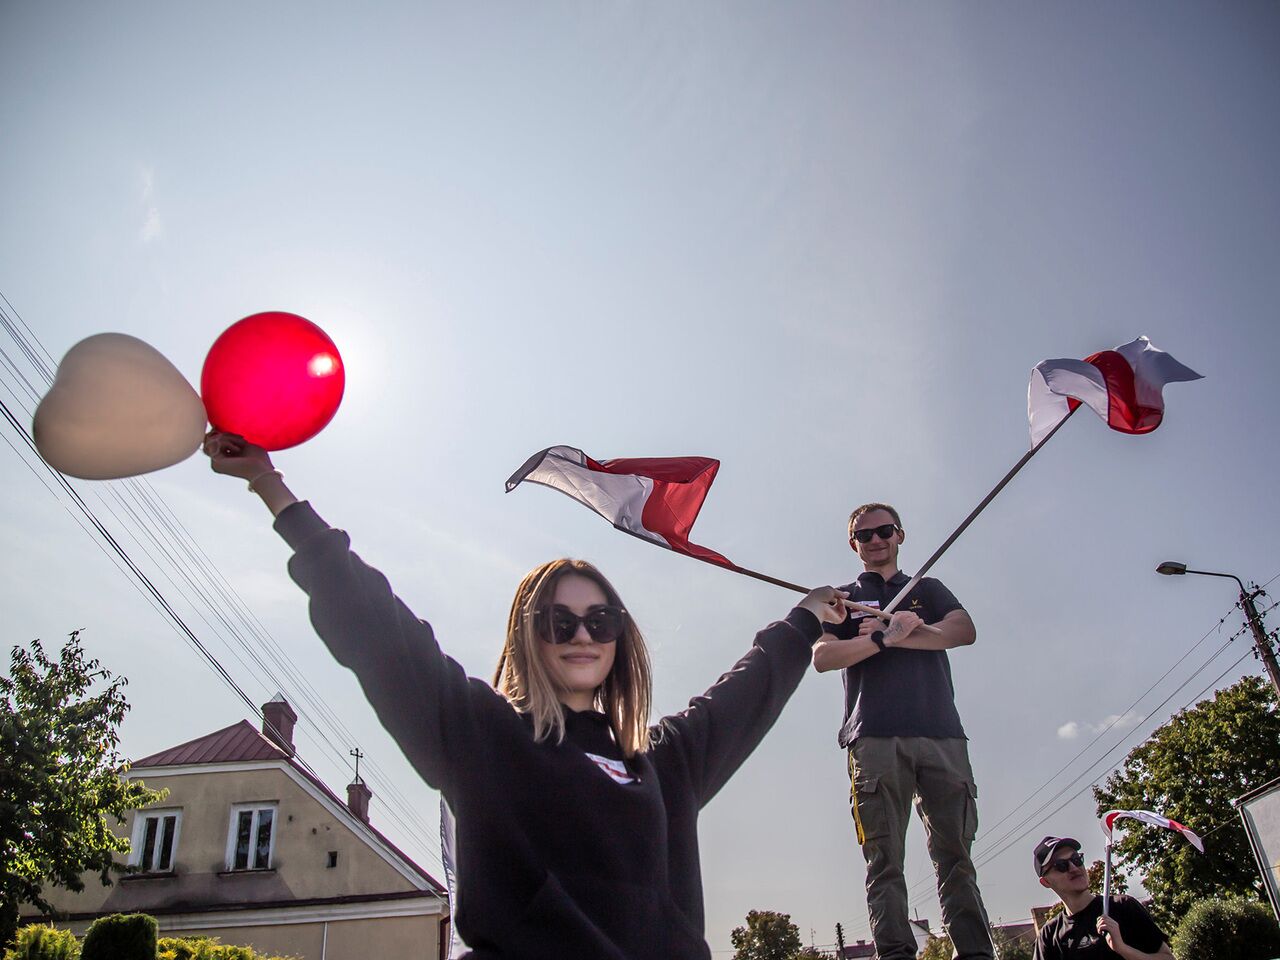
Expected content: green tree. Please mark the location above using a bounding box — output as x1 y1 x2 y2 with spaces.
920 934 952 960
0 633 164 949
731 910 803 960
1093 675 1280 926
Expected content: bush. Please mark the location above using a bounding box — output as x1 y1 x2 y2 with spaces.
80 914 156 960
1172 897 1280 960
158 936 298 960
3 925 80 960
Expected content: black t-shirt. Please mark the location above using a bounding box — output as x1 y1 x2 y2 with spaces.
824 570 966 746
1033 896 1168 959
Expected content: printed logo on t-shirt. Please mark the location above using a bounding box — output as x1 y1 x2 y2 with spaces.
585 752 635 784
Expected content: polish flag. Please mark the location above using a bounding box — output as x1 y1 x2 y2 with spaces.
506 445 733 566
1101 809 1205 852
1027 336 1202 447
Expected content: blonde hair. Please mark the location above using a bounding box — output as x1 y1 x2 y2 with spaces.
492 559 653 757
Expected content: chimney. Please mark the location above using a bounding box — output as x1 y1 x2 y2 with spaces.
347 779 373 823
261 694 297 756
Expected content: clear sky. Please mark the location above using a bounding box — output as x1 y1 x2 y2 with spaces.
3 2 1279 953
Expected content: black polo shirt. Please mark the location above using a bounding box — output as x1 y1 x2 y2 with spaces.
825 570 966 746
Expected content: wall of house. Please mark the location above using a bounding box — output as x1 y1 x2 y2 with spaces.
37 764 425 916
45 914 441 960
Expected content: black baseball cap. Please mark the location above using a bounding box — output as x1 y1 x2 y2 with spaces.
1033 836 1081 876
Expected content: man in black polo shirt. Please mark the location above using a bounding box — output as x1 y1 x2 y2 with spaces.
1032 836 1172 959
814 502 992 960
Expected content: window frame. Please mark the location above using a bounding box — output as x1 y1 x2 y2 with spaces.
225 802 278 872
130 808 182 873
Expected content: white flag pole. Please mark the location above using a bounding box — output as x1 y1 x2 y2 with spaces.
882 406 1079 615
1102 839 1113 919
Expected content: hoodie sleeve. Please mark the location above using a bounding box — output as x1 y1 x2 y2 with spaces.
650 607 820 807
274 501 500 795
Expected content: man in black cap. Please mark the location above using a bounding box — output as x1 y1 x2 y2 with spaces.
1032 836 1173 959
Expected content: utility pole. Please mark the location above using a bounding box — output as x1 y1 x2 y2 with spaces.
1240 588 1280 699
1156 562 1280 698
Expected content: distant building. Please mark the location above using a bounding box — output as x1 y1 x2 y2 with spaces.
837 918 930 957
24 696 449 959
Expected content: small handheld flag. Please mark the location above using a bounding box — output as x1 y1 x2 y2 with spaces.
1098 808 1204 918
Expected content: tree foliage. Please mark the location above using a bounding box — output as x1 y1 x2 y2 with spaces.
0 633 165 949
1093 675 1280 926
731 910 803 960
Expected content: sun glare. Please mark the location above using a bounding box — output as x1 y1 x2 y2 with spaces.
308 353 339 377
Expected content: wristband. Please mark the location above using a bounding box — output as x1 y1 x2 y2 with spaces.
870 629 886 651
247 469 283 493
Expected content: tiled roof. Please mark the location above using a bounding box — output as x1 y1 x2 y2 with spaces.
132 720 289 767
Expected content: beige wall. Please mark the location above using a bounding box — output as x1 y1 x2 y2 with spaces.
39 764 425 917
46 914 441 960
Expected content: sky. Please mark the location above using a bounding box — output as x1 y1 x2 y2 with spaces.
2 2 1279 954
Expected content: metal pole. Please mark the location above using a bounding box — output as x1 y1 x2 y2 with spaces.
883 406 1079 615
1102 841 1113 919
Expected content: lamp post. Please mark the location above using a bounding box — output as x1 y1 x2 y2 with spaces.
1156 561 1280 697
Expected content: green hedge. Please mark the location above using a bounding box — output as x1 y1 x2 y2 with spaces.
2 925 80 960
80 914 157 960
1172 897 1280 960
158 936 297 960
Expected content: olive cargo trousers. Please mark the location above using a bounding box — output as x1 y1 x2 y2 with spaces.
848 737 993 960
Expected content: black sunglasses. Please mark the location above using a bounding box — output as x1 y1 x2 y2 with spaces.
852 523 900 544
1044 853 1084 874
536 604 628 644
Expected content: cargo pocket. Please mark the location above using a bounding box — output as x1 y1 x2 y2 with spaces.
850 775 887 845
962 779 979 844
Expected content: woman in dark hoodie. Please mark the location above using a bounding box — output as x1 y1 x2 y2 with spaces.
205 431 845 960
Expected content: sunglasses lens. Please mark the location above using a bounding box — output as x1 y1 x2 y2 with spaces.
549 609 579 644
584 608 623 643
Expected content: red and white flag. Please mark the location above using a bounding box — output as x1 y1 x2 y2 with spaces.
506 445 733 567
1027 336 1202 447
1100 809 1205 852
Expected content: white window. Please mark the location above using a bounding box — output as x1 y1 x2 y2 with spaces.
226 803 277 871
132 810 181 873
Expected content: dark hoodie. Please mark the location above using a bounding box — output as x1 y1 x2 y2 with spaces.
276 502 821 960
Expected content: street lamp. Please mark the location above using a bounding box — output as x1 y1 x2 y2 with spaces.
1156 560 1280 697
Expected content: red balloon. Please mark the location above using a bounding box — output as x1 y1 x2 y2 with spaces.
201 312 345 451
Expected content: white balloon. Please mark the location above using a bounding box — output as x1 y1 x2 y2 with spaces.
33 333 208 480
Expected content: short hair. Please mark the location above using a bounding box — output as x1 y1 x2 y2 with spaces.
492 559 652 757
848 502 902 538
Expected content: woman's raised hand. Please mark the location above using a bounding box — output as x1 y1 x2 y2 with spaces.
203 430 274 480
202 430 298 516
798 586 850 625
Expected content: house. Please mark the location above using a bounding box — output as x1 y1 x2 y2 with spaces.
837 918 930 958
26 696 449 959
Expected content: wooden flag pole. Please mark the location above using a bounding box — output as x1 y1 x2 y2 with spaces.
882 406 1080 616
727 563 943 635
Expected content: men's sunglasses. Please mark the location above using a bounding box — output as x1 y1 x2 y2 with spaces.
537 604 627 644
852 523 900 544
1044 853 1085 874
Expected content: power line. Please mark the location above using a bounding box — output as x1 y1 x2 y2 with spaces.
0 302 446 873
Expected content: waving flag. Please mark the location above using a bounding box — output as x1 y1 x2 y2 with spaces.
506 445 732 566
1101 809 1205 852
1027 336 1202 447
